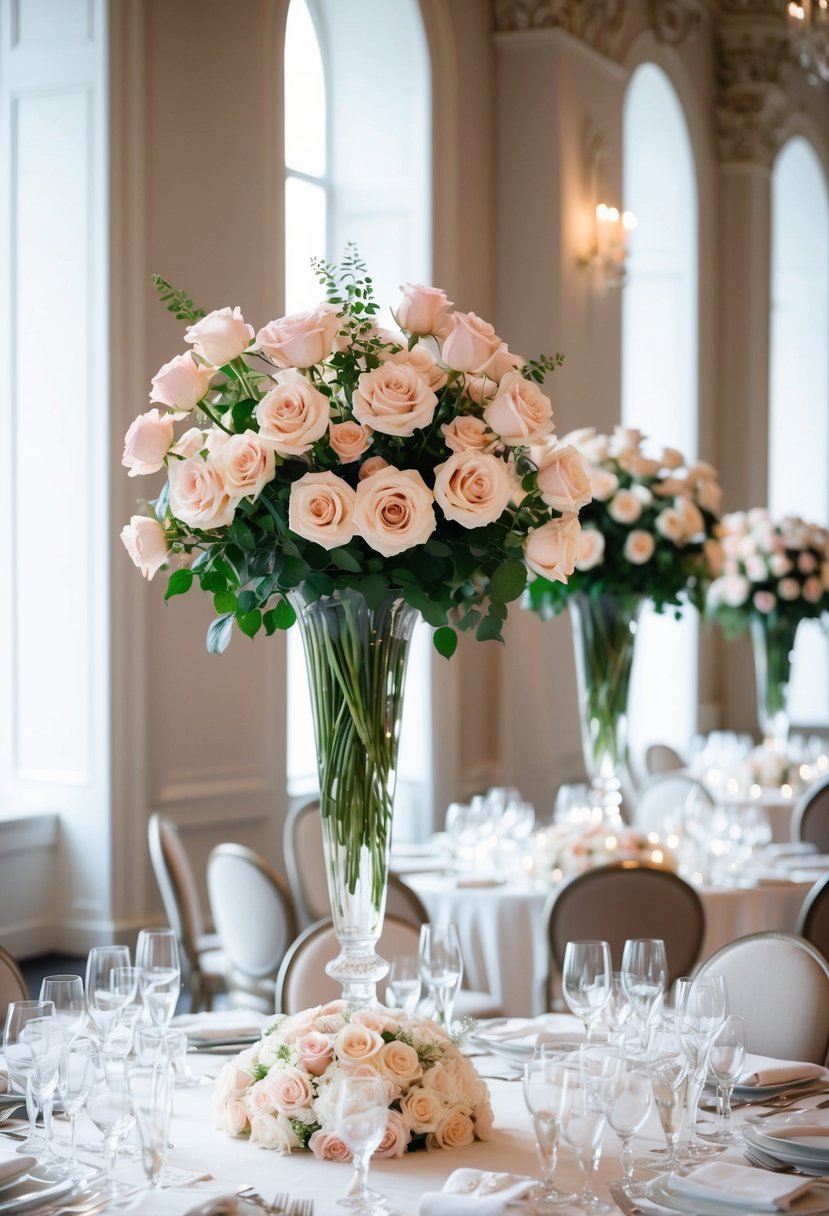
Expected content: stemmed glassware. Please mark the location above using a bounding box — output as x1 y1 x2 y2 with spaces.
620 939 667 1051
560 1046 619 1213
107 967 142 1057
3 998 55 1155
418 923 463 1032
57 1038 99 1182
674 973 728 1157
86 1055 136 1197
562 941 612 1040
705 1014 745 1145
602 972 634 1047
606 1059 652 1195
386 956 421 1016
21 1014 66 1180
39 975 86 1041
136 929 181 1030
522 1047 577 1207
647 1024 689 1173
85 946 131 1049
332 1074 390 1213
126 1064 175 1191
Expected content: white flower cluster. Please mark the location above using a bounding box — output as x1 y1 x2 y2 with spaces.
707 509 829 618
213 1000 493 1160
528 822 675 884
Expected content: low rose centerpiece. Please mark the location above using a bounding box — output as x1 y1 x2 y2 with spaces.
214 1003 493 1158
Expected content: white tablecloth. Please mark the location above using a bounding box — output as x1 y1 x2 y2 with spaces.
403 873 815 1017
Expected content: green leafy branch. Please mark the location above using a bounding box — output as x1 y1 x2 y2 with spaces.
152 274 206 322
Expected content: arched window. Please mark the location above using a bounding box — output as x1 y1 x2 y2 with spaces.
283 0 434 839
769 136 829 725
622 62 700 766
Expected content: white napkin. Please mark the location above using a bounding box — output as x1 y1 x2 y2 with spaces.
740 1053 829 1088
664 1162 829 1213
475 1015 585 1047
171 1010 270 1041
418 1169 534 1216
0 1071 7 1094
0 1149 34 1186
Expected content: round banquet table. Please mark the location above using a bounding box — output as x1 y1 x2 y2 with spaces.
402 872 816 1017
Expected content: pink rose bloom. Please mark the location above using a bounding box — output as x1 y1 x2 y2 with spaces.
215 1098 248 1135
721 574 751 606
525 514 581 583
333 1023 384 1063
798 551 818 575
441 415 498 454
289 471 356 551
608 490 643 526
623 530 655 565
589 468 620 502
753 590 777 614
212 431 276 503
184 306 254 366
256 303 341 368
296 1031 334 1077
769 552 793 577
248 1077 276 1114
486 343 525 381
168 455 236 530
353 467 436 558
120 515 169 580
122 408 174 477
351 363 438 438
329 420 373 464
440 311 502 374
171 427 205 458
149 351 213 414
391 344 448 391
215 1061 255 1101
575 528 605 572
308 1130 352 1162
373 1109 411 1159
433 451 512 529
462 373 500 405
396 283 453 336
779 577 801 601
359 456 390 480
256 369 330 456
535 444 592 513
803 575 823 603
429 1108 475 1151
484 372 554 447
265 1067 313 1116
475 1096 495 1140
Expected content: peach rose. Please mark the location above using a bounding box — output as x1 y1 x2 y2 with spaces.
184 306 254 366
696 478 723 516
120 515 169 580
609 426 643 456
589 468 620 502
168 456 236 530
373 1109 411 1159
392 344 448 391
265 1067 314 1116
617 451 661 479
171 427 205 458
353 467 436 557
256 303 341 368
349 1010 388 1036
396 284 453 336
376 1040 423 1089
359 456 390 480
652 476 691 497
623 530 655 564
329 421 372 464
575 528 605 572
289 471 356 550
661 447 684 470
525 514 581 583
433 451 512 528
295 1032 333 1077
149 351 213 414
441 311 502 373
803 575 823 603
608 490 643 526
351 363 438 437
441 415 498 454
475 1096 495 1141
487 343 525 381
430 1108 475 1150
798 551 818 574
675 495 705 539
561 427 610 464
463 373 500 405
248 1112 299 1152
753 590 777 613
122 408 174 477
704 537 725 577
401 1088 444 1134
655 507 685 545
256 369 330 456
535 444 592 513
484 372 554 447
308 1130 352 1162
212 431 275 502
333 1024 384 1062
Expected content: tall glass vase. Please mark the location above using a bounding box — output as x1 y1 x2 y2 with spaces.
568 591 643 818
750 615 798 751
288 585 418 1007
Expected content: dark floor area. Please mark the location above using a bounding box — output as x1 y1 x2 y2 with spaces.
18 952 208 1014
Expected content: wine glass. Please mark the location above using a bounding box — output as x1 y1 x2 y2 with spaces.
386 956 421 1016
136 929 181 1029
606 1059 652 1194
706 1015 745 1145
647 1024 688 1172
85 946 131 1046
39 975 86 1041
674 973 728 1157
621 939 667 1049
418 924 463 1032
21 1014 66 1180
562 940 611 1039
601 972 634 1046
3 998 55 1155
86 1055 136 1196
332 1074 390 1213
107 967 142 1056
559 1047 617 1214
57 1038 99 1182
522 1048 577 1206
127 1064 175 1191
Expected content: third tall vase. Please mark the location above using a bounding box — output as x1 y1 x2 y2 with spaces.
750 615 798 750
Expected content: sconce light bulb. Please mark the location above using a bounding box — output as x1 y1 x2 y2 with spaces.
595 202 609 222
606 206 620 223
622 210 638 231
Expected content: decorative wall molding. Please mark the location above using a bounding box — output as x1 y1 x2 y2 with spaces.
494 0 628 58
649 0 703 43
715 0 795 164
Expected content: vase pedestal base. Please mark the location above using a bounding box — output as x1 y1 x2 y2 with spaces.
325 943 389 1009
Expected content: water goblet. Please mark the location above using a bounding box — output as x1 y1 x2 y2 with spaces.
21 1014 66 1180
706 1015 745 1145
332 1074 390 1213
621 939 667 1049
39 975 86 1041
606 1059 652 1194
562 940 611 1040
85 946 131 1046
647 1024 688 1172
602 972 635 1047
58 1038 99 1182
560 1053 615 1214
127 1063 175 1191
136 929 181 1029
3 998 55 1156
522 1048 577 1206
386 955 421 1016
86 1055 136 1197
418 923 462 1032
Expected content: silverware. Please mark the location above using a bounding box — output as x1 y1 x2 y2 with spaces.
609 1184 643 1214
0 1103 26 1123
273 1192 313 1216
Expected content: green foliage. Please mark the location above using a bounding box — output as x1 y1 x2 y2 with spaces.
250 1062 269 1083
290 1118 321 1149
151 274 206 322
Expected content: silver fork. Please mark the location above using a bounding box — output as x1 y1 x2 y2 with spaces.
273 1193 313 1216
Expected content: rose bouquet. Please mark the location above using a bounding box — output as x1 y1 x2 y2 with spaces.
528 821 676 885
213 1002 493 1158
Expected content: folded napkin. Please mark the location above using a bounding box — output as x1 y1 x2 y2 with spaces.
184 1197 263 1216
0 1071 7 1094
476 1015 585 1046
171 1010 270 1041
418 1168 534 1216
0 1152 34 1186
663 1162 829 1213
740 1053 829 1088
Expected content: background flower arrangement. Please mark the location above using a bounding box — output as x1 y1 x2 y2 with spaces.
528 821 677 885
120 247 583 658
213 1002 493 1158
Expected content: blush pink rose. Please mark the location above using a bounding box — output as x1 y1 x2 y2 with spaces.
215 1098 248 1135
353 467 436 557
588 468 620 502
333 1024 384 1062
373 1109 411 1159
396 283 453 336
212 431 276 502
248 1078 275 1114
525 514 581 583
486 343 525 380
168 456 236 530
149 351 213 414
463 373 500 405
289 471 356 550
441 415 498 454
803 575 823 603
433 451 512 528
753 590 777 613
265 1067 314 1116
440 311 502 373
608 490 643 526
392 344 448 391
623 530 655 565
256 303 341 368
184 306 254 366
401 1088 444 1134
329 421 373 464
171 427 205 458
351 363 438 437
575 528 605 572
122 408 174 476
308 1130 352 1162
535 444 592 512
430 1108 475 1150
120 516 169 580
484 372 554 446
255 369 330 456
779 577 801 601
296 1031 334 1077
359 456 390 480
376 1040 423 1089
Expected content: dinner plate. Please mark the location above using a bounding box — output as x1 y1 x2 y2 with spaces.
745 1121 829 1168
731 1075 821 1100
0 1158 36 1193
645 1174 777 1215
0 1174 75 1213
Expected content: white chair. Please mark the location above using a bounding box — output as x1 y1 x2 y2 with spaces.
645 743 685 776
695 932 829 1063
0 945 28 1023
793 775 829 853
207 844 298 1013
147 813 226 1012
633 772 712 836
283 800 329 928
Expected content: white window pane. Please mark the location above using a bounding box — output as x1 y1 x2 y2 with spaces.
284 176 326 313
284 0 326 178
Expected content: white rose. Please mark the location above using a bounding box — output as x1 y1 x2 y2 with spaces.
168 455 236 530
608 490 642 525
352 467 436 558
721 574 751 607
433 451 512 528
184 306 254 366
149 351 213 414
120 516 169 580
624 530 655 564
351 362 438 437
256 369 330 455
248 1112 300 1153
575 528 605 571
534 444 592 513
484 371 554 447
288 471 356 550
212 431 276 503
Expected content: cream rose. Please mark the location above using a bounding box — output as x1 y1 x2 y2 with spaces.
392 343 448 391
168 456 236 530
184 306 254 366
351 363 438 437
359 456 390 480
215 1098 248 1136
149 351 212 414
608 490 643 526
120 516 169 580
353 467 436 557
401 1088 444 1134
373 1109 411 1159
212 431 275 502
289 471 356 550
433 451 512 528
256 303 341 368
560 427 609 463
122 408 174 477
441 415 499 454
535 444 592 513
376 1040 423 1090
525 514 581 583
265 1067 314 1116
575 528 605 572
308 1130 351 1162
430 1108 475 1151
256 369 330 455
248 1112 299 1153
440 311 502 373
396 284 453 336
624 530 656 564
484 372 554 447
589 468 620 502
333 1023 384 1062
328 420 373 464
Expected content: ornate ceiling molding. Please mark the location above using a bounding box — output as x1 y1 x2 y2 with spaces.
648 0 704 44
715 0 795 165
493 0 628 58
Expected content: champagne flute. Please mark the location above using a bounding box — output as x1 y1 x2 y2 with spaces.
674 973 728 1156
647 1024 688 1172
85 946 131 1046
332 1074 390 1213
560 1055 614 1214
386 955 421 1016
3 999 55 1155
621 939 666 1050
58 1038 99 1181
522 1049 577 1206
107 967 142 1057
418 924 463 1032
562 940 611 1040
39 975 86 1041
706 1015 745 1145
136 929 181 1029
127 1064 175 1191
21 1015 66 1181
606 1059 652 1194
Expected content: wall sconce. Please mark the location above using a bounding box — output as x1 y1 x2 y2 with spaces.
787 0 829 84
578 202 638 290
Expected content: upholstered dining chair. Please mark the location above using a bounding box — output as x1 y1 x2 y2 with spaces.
544 860 706 1008
644 743 685 777
283 799 328 928
385 872 430 926
632 772 712 836
207 844 298 1013
147 813 226 1012
793 775 829 853
796 873 829 965
695 932 829 1063
0 944 28 1022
